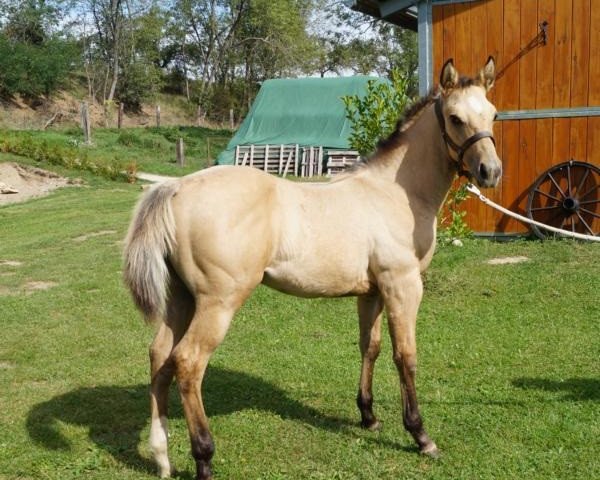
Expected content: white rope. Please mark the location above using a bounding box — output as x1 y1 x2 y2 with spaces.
466 183 600 242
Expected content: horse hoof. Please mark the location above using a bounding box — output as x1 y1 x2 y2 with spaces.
420 443 440 459
361 419 382 431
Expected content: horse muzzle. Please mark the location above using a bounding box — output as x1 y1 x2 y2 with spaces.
474 157 502 188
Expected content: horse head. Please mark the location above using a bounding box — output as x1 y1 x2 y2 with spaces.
437 57 502 188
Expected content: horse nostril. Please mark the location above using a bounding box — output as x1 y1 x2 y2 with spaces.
479 162 489 181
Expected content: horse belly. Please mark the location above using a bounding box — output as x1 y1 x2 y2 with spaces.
262 260 373 298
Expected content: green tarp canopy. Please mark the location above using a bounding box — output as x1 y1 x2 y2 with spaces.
216 76 385 165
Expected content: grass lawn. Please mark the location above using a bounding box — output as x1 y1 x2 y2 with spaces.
0 161 598 480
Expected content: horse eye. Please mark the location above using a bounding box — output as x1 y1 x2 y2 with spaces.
450 114 464 126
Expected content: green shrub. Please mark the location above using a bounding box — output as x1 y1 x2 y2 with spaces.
342 68 410 157
0 35 77 98
1 132 132 182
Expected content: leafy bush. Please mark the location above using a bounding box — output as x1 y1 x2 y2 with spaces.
0 132 133 182
437 183 473 242
342 68 410 157
117 61 164 112
0 35 77 98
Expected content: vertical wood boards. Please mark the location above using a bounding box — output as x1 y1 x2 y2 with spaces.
486 0 505 231
431 0 599 233
587 0 600 165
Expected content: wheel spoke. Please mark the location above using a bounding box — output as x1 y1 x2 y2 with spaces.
579 199 600 206
580 208 600 219
547 208 568 228
575 167 591 193
534 188 562 202
547 172 567 198
576 212 595 235
580 183 600 199
530 205 561 212
567 164 573 196
558 216 567 231
571 216 576 233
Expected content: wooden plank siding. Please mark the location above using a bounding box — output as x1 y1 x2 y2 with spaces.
432 0 600 233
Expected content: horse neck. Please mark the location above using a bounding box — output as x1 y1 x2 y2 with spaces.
374 103 456 217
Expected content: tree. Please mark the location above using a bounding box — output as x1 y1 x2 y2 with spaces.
0 0 76 98
89 0 124 102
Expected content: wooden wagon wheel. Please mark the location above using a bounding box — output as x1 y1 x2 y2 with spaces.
526 160 600 239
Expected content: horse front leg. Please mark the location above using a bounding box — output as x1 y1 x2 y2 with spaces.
356 293 384 430
380 268 439 457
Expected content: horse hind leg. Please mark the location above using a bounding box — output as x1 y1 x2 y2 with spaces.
149 273 195 478
172 291 250 480
356 293 384 431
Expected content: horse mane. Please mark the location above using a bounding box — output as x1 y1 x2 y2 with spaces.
374 89 439 154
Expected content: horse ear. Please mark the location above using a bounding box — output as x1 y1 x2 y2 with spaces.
440 58 459 90
478 56 496 91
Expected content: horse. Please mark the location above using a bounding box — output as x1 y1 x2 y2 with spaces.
123 58 501 480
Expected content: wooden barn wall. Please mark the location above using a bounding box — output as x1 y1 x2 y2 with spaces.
432 0 600 234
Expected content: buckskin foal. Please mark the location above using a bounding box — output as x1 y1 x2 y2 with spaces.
123 58 502 479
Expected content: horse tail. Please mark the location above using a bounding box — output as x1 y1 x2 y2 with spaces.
123 180 180 323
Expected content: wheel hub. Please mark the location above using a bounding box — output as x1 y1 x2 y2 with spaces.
562 196 580 214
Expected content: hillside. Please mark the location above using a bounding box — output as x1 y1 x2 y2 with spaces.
0 90 225 131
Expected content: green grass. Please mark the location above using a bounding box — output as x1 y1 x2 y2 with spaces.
0 164 598 479
0 125 232 177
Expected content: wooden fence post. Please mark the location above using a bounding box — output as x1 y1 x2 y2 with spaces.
197 105 203 126
156 105 161 128
81 102 91 144
118 103 124 129
176 138 185 167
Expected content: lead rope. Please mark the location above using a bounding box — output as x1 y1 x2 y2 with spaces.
465 183 600 242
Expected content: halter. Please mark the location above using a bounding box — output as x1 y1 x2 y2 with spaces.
434 96 496 178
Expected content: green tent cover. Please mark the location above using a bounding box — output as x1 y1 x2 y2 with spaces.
216 76 387 165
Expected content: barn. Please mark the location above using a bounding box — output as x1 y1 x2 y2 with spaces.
351 0 600 236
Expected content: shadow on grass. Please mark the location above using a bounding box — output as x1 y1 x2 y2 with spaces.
26 366 361 475
512 377 600 401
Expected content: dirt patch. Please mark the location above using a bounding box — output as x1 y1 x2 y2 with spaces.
487 256 529 265
0 162 78 205
0 286 13 296
24 281 58 292
73 230 118 242
0 260 23 266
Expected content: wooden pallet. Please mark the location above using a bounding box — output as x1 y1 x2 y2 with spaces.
235 144 300 177
234 144 360 177
325 150 361 176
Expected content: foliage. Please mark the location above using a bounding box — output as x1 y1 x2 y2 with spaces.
0 1 76 98
0 181 598 479
0 126 232 178
0 1 421 121
438 182 474 242
313 0 418 92
0 131 133 181
342 68 411 157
